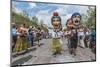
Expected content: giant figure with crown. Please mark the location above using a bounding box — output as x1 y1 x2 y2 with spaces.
51 12 62 56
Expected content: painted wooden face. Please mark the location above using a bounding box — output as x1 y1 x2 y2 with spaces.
51 16 61 31
66 19 74 29
72 15 81 26
52 17 61 29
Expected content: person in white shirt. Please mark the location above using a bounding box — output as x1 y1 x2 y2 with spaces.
78 27 85 48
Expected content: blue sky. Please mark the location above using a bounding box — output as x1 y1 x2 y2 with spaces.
12 1 94 27
12 1 59 16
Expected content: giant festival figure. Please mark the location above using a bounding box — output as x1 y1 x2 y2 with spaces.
51 12 62 56
66 12 82 55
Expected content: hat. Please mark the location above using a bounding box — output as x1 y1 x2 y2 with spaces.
53 12 59 16
71 12 81 19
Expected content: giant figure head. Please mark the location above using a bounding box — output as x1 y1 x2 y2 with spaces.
51 12 62 32
66 18 74 30
71 12 81 28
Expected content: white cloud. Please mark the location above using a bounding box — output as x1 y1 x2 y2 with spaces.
12 1 23 14
14 2 89 28
53 5 88 16
78 6 88 14
50 5 72 27
12 3 23 14
35 5 89 28
29 3 36 8
35 8 72 28
61 14 72 27
15 8 23 14
36 9 52 27
52 5 69 16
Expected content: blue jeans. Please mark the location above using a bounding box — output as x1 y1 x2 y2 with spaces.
28 35 34 46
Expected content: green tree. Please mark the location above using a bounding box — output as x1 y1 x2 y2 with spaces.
12 11 40 27
86 7 96 29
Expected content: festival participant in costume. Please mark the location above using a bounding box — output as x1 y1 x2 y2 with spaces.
70 29 78 55
66 18 74 30
41 29 44 39
60 30 64 39
90 29 96 53
36 27 41 47
84 27 91 48
51 12 62 56
78 26 85 48
28 26 34 47
69 12 81 56
66 18 73 54
51 12 62 38
13 26 22 53
11 23 17 52
14 24 29 54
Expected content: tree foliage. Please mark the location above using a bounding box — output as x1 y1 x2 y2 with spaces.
84 7 96 29
12 11 48 32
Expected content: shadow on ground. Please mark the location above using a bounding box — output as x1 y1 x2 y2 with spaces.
12 55 33 66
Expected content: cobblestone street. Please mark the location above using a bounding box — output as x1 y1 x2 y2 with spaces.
11 38 95 66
